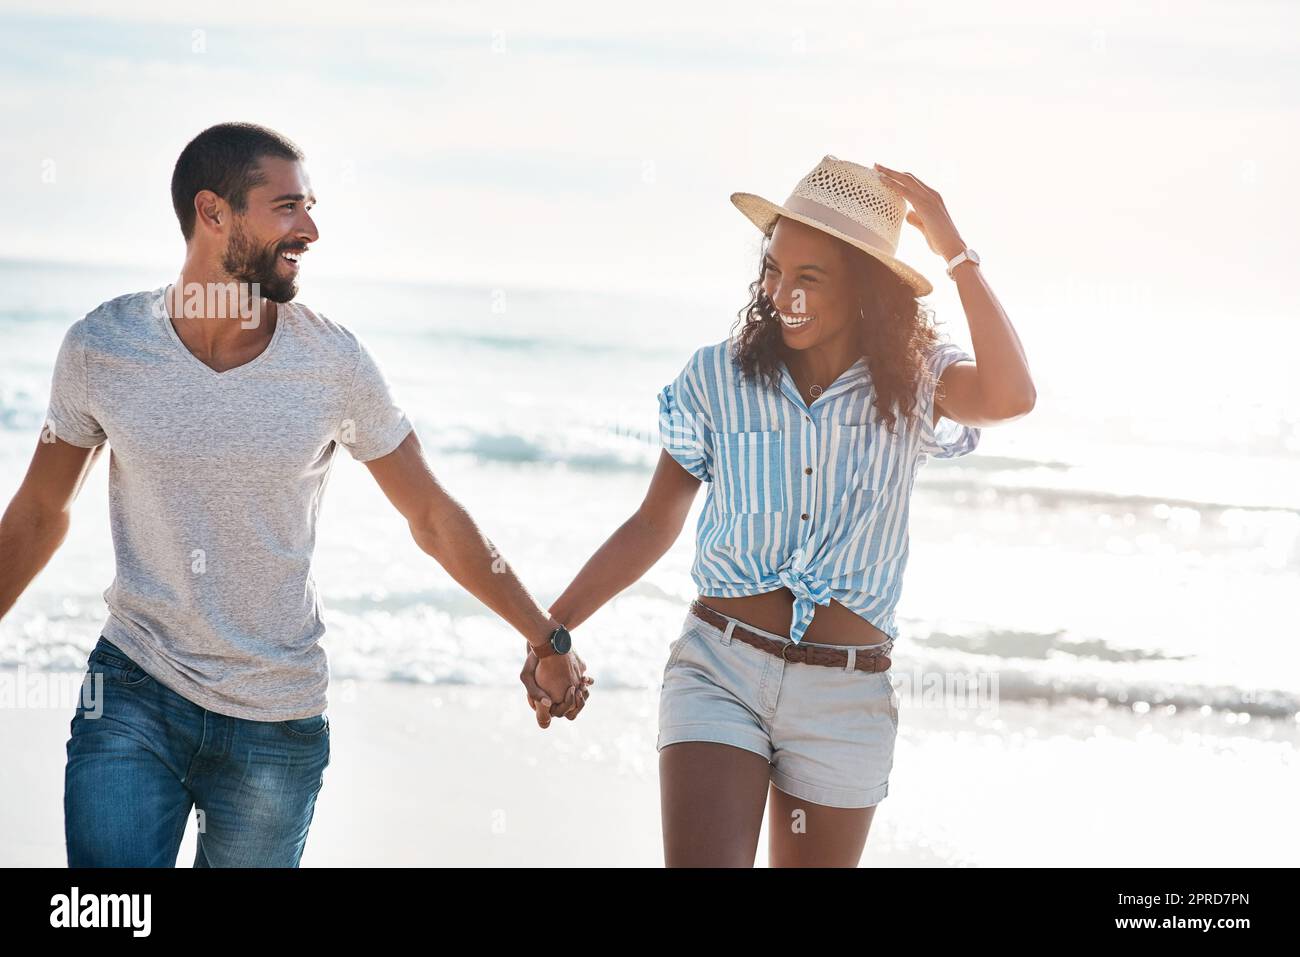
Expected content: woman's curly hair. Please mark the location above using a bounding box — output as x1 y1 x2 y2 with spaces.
730 231 945 436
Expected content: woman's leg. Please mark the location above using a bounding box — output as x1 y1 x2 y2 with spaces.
760 627 896 867
766 783 876 867
659 742 771 867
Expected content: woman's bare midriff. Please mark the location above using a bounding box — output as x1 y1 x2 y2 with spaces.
696 590 891 647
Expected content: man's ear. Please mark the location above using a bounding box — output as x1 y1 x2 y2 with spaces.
194 189 227 233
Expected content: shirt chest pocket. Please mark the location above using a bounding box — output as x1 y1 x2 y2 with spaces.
713 430 788 513
834 421 908 551
838 420 907 493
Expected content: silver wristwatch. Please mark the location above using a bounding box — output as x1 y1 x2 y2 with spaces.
946 247 980 279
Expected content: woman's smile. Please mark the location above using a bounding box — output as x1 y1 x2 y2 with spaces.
779 311 817 330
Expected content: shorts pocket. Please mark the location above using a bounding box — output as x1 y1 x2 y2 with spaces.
664 627 704 673
714 430 787 513
880 672 899 731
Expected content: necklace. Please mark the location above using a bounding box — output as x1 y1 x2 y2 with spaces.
810 384 824 398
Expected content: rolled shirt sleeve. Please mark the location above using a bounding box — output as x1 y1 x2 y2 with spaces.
657 353 714 482
919 341 980 459
44 318 107 448
337 334 414 462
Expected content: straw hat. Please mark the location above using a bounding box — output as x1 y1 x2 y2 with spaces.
731 154 933 297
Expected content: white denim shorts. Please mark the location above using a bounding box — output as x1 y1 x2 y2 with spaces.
656 606 899 809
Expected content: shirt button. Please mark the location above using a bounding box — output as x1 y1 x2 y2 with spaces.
804 467 813 475
804 415 811 422
801 513 809 521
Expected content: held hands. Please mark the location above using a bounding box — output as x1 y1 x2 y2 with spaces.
873 162 967 263
518 645 594 729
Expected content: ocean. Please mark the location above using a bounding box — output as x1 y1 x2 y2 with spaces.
2 257 1298 739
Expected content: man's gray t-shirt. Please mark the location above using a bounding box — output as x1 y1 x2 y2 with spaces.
44 287 413 720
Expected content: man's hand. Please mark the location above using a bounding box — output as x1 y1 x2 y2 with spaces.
519 647 593 729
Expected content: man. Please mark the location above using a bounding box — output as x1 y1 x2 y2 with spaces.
0 122 589 867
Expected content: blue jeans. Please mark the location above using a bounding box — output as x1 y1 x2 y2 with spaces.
64 636 330 867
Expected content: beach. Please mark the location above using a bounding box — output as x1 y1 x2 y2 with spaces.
4 675 1295 867
3 0 1299 876
2 263 1298 868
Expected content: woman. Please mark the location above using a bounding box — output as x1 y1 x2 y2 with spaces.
531 155 1036 866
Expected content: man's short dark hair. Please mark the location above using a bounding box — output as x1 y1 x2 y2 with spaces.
170 122 305 240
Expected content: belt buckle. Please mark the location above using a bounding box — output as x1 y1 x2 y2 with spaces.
781 640 800 663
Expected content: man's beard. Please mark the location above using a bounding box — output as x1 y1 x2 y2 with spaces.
221 221 299 303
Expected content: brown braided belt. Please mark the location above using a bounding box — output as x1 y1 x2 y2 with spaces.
689 599 893 674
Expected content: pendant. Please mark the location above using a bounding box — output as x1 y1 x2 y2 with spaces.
810 384 824 398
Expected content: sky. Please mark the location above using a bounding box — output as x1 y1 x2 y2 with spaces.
0 0 1297 321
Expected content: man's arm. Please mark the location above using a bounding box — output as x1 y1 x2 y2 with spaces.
364 430 557 644
362 430 586 723
0 436 105 620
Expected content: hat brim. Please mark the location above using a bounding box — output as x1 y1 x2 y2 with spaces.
730 191 933 298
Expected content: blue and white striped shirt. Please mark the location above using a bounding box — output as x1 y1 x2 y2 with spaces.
658 337 979 644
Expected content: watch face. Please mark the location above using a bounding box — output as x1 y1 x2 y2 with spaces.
550 626 572 654
969 249 980 264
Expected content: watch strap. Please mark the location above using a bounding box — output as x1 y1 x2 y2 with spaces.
946 248 979 279
527 636 557 659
